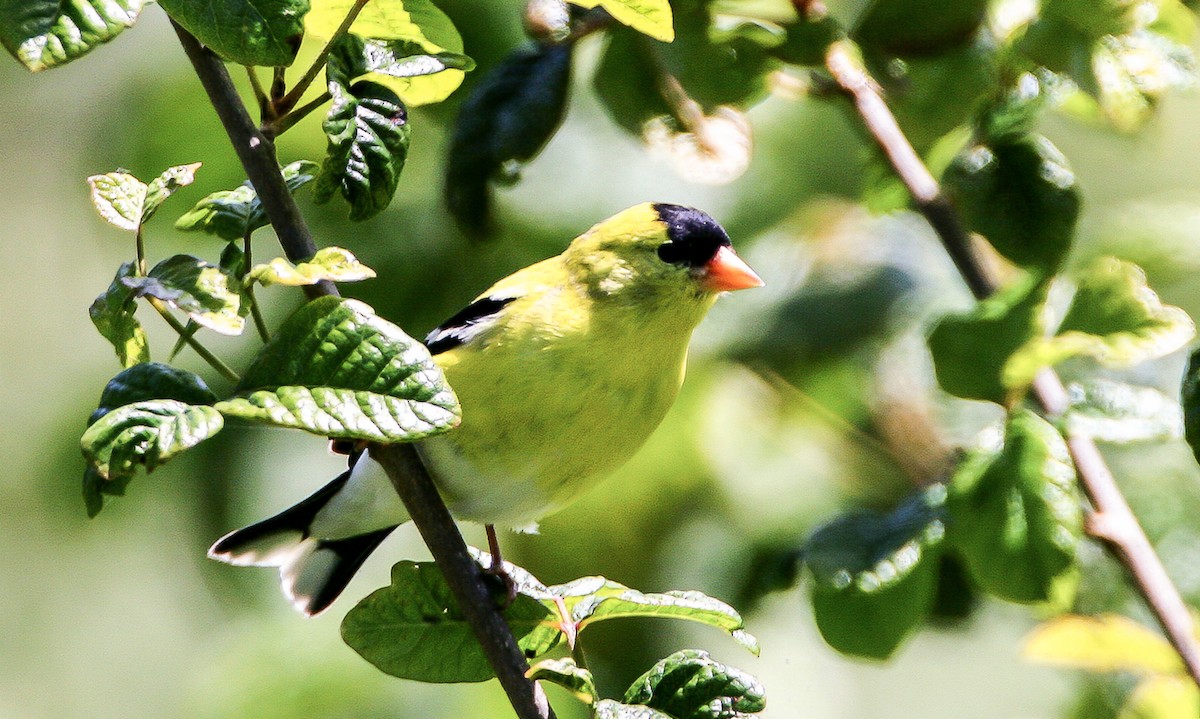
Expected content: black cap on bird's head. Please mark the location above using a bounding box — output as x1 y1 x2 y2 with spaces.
652 203 763 292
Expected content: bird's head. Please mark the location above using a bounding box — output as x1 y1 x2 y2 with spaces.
564 203 763 306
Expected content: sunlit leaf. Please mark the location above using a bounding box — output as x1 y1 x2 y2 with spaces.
623 649 766 719
89 263 150 368
526 658 598 705
81 399 223 481
341 561 551 682
1064 379 1183 444
142 163 201 224
569 0 674 42
804 486 946 659
175 160 319 241
87 171 147 232
947 410 1082 604
159 0 308 66
215 297 459 442
594 700 676 719
123 255 244 335
1118 676 1200 719
307 0 468 105
1024 614 1184 676
1006 258 1195 389
0 0 144 71
246 247 376 287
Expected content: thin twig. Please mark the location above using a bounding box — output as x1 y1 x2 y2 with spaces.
171 18 556 718
276 0 369 115
824 39 1200 685
246 66 272 120
148 297 240 382
272 90 332 136
243 233 271 343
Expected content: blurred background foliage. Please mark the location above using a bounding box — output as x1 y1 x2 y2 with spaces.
4 0 1200 717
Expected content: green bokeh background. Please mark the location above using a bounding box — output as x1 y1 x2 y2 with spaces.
3 3 1200 718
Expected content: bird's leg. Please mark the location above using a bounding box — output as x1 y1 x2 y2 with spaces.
482 523 518 607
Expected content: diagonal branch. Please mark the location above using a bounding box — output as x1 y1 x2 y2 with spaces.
171 20 555 719
824 40 1200 686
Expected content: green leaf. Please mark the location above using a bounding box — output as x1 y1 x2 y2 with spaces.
928 274 1049 405
976 73 1048 144
88 362 217 426
82 362 218 517
853 0 987 56
545 576 759 655
142 163 201 224
1007 258 1195 388
159 0 308 66
943 135 1079 273
947 410 1082 604
87 163 200 230
87 171 147 232
526 658 598 705
340 561 552 682
594 28 672 135
306 0 469 105
1024 614 1185 676
445 43 573 235
0 0 144 71
1183 346 1200 467
90 263 150 368
81 399 223 481
770 11 842 66
569 0 674 42
623 650 766 719
175 160 319 241
594 700 676 719
804 486 947 660
123 255 245 335
1064 379 1183 444
313 36 411 221
1118 676 1200 719
246 246 376 287
216 296 459 442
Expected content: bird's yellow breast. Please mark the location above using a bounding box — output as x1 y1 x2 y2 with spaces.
420 275 700 527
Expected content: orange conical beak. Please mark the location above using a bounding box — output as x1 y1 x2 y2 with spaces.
702 245 764 292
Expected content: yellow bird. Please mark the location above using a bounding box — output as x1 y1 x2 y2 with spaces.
210 203 763 614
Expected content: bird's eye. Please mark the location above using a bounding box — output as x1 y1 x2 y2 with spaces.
657 240 690 265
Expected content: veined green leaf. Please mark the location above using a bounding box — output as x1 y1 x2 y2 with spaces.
87 171 147 232
90 263 150 368
545 576 759 655
1024 614 1184 676
83 362 218 517
928 274 1049 405
88 163 200 230
216 296 459 442
1064 379 1183 444
526 658 598 705
1006 258 1194 389
594 700 676 719
569 0 674 42
159 0 308 66
175 160 318 241
123 255 245 335
307 0 468 105
89 362 217 426
623 650 766 719
313 36 411 221
246 246 375 287
341 561 551 682
0 0 144 71
804 486 946 659
947 410 1082 604
81 399 223 481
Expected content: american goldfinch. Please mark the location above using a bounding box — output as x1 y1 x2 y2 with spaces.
210 203 763 615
